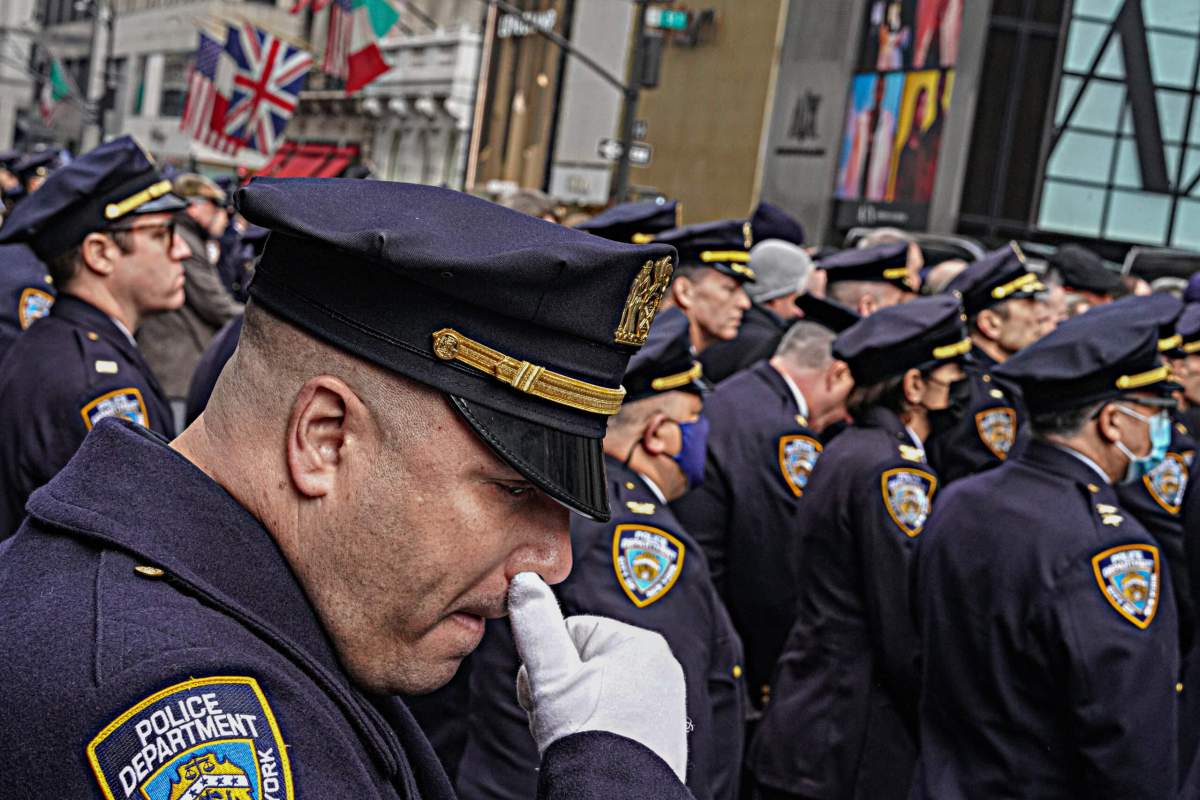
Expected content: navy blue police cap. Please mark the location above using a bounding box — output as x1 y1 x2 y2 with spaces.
795 293 861 333
1174 303 1200 356
834 294 969 385
944 243 1044 316
655 218 757 283
1049 243 1123 295
0 149 21 171
995 300 1174 414
749 201 805 246
819 241 915 292
623 309 709 403
235 177 678 521
1081 294 1184 368
0 136 186 262
12 149 65 184
577 198 680 244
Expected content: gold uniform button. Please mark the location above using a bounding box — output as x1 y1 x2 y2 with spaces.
981 374 992 383
625 482 636 490
1178 682 1185 693
134 565 165 579
86 332 99 341
1087 484 1100 494
732 665 743 679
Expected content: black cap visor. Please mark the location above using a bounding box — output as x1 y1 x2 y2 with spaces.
449 395 610 521
133 192 188 215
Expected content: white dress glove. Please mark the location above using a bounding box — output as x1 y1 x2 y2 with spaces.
508 571 688 782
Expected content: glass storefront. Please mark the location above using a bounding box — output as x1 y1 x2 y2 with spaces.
1038 1 1200 248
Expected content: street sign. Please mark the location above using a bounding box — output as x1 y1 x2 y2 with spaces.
646 8 689 31
597 138 653 167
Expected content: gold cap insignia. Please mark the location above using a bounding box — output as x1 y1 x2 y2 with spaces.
615 256 674 346
104 179 173 220
743 221 753 249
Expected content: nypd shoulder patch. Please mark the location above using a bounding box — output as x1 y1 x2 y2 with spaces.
778 434 823 497
612 523 685 608
1143 452 1188 514
974 407 1017 460
81 387 149 430
881 467 937 537
87 676 294 800
1092 544 1161 629
17 287 53 329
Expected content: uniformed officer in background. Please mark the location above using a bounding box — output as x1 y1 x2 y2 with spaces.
925 244 1042 484
655 218 755 354
419 312 745 800
749 295 968 800
0 135 188 538
1169 303 1200 437
11 147 67 197
1046 242 1122 311
576 197 680 244
0 177 694 797
913 302 1180 799
674 319 853 715
0 241 54 360
819 241 920 317
700 238 814 383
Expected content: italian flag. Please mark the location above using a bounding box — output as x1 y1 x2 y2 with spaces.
345 0 398 93
39 57 71 124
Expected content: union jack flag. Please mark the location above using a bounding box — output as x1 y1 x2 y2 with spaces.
222 22 312 156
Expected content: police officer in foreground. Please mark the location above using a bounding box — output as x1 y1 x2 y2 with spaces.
820 241 919 317
700 238 814 383
925 244 1042 484
912 304 1180 799
0 177 693 797
749 295 968 800
673 320 853 714
420 312 744 800
655 218 755 354
0 135 188 538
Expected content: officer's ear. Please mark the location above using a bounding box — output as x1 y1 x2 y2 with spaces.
640 412 675 458
79 231 118 277
900 367 925 406
671 274 696 311
286 374 373 498
1095 402 1124 445
975 308 1002 341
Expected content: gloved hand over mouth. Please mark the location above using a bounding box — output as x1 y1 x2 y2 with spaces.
507 571 688 782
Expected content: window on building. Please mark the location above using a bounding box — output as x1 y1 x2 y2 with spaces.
131 54 147 116
1037 0 1200 248
158 52 190 119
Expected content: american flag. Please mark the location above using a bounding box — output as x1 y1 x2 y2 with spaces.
180 31 241 155
222 22 313 156
290 0 332 13
323 0 353 81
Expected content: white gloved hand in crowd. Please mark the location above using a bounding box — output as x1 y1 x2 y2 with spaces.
507 571 688 782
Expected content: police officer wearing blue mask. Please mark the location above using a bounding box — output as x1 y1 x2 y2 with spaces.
749 295 969 800
0 135 189 538
0 177 696 797
912 303 1180 799
413 310 745 800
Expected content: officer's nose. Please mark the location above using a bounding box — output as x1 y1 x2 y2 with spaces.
735 285 752 311
170 230 192 262
508 497 572 586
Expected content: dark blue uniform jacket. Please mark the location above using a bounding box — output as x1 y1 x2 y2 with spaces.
673 360 816 708
749 407 936 800
912 440 1179 799
419 457 743 800
0 294 172 538
925 348 1027 485
0 419 693 799
0 242 54 361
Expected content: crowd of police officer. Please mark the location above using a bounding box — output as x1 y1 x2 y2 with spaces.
3 133 1200 798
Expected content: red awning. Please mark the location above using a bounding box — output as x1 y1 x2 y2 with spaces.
313 145 360 178
252 142 361 179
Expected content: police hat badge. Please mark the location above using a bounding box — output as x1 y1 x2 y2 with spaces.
87 676 294 800
975 407 1017 460
612 523 685 608
1144 452 1188 514
881 467 937 537
1091 544 1161 629
779 434 822 497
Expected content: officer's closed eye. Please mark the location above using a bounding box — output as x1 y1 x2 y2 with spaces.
491 480 537 499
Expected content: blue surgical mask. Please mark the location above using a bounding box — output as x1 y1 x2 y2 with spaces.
1114 405 1171 484
672 414 710 490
